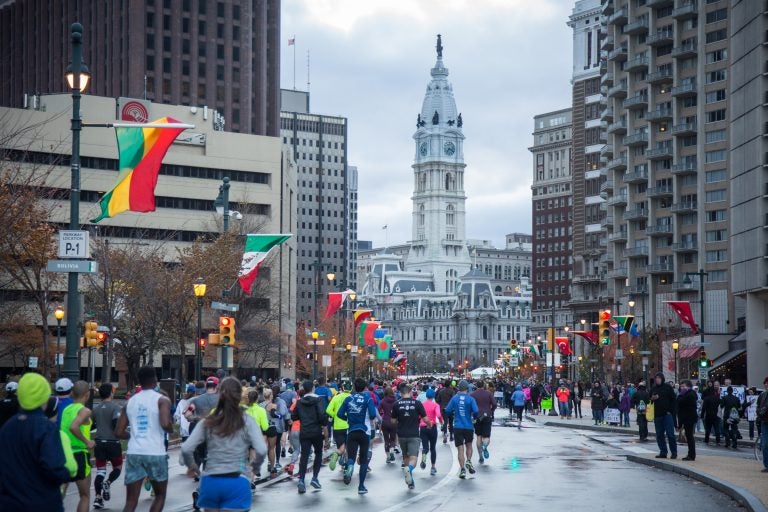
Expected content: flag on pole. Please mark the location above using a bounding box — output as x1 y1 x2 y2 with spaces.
610 320 624 334
573 331 598 345
288 37 295 45
630 323 640 337
325 289 355 318
376 334 392 360
92 117 189 222
237 234 292 294
530 344 541 357
353 309 372 327
665 301 698 333
613 315 635 333
556 337 571 355
359 321 379 347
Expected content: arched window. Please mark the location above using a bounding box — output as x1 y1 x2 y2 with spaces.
418 204 425 226
445 173 454 190
482 326 488 340
446 204 455 226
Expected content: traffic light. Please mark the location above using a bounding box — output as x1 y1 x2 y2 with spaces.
699 351 709 368
306 352 313 360
509 339 518 355
219 316 236 345
199 338 206 354
599 309 612 345
96 332 107 346
85 321 99 347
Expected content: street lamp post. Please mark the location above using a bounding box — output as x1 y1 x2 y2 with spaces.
63 22 91 381
54 306 65 377
672 339 679 384
193 278 207 382
311 329 319 380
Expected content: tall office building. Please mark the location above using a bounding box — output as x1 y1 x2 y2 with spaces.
529 108 574 333
568 0 608 329
729 1 768 386
347 165 359 290
599 0 734 359
280 89 353 327
0 0 281 135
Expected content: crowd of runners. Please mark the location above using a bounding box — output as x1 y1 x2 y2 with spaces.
0 368 508 511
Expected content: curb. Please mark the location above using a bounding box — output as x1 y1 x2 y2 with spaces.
625 454 768 512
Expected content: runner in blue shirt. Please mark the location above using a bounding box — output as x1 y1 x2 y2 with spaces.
445 380 479 479
337 378 378 495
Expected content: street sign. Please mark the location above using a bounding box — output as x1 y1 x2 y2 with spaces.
510 354 519 367
312 339 325 346
56 354 64 365
699 368 709 380
28 356 38 368
47 259 99 273
322 355 332 368
211 301 239 312
58 230 89 258
615 349 624 360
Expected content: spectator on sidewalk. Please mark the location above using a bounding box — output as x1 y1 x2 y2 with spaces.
677 380 697 461
756 377 768 473
650 372 678 459
591 382 605 425
619 387 632 427
701 385 721 445
574 382 584 419
742 387 758 441
721 387 741 450
556 382 570 420
632 381 650 442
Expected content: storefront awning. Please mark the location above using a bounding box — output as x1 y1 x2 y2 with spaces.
678 345 701 359
710 349 746 371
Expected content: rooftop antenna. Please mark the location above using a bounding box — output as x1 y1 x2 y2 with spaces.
306 50 311 93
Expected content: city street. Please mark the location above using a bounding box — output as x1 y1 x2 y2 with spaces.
63 414 740 512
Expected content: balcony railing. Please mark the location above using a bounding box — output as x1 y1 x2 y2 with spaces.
608 82 628 98
646 146 674 160
647 262 674 274
671 122 697 136
623 17 649 35
646 185 674 198
672 241 698 252
607 157 628 171
671 160 697 175
608 47 629 61
608 7 629 25
671 82 697 97
672 42 697 59
624 54 649 72
609 231 628 243
600 180 615 194
608 267 629 279
672 1 698 20
671 202 698 213
623 208 649 221
602 72 615 85
602 107 615 121
625 168 649 183
623 94 649 109
646 224 673 236
646 30 674 46
607 120 628 134
647 68 674 84
647 108 673 122
623 132 649 146
601 35 615 51
622 246 649 258
606 193 628 206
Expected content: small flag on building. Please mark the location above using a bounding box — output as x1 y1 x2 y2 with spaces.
325 289 355 318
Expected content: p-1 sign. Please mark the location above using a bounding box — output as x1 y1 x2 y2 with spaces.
58 230 89 258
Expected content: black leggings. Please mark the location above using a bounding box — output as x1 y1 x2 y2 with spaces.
420 425 438 465
346 430 370 467
382 422 397 452
298 435 324 481
440 410 454 435
573 401 582 417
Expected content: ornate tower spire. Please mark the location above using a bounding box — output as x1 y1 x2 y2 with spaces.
436 34 443 59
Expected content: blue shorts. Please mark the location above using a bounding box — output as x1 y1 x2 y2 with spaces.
124 454 168 484
198 474 251 510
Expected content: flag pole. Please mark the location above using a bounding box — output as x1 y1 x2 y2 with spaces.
293 35 296 90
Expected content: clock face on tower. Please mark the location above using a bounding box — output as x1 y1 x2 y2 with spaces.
444 141 456 156
419 142 429 157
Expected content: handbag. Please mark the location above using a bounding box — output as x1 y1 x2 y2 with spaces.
645 402 655 422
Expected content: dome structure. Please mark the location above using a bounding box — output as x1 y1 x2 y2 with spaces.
417 34 463 133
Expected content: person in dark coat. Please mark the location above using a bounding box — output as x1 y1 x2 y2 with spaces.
700 386 721 445
632 382 651 441
590 381 605 425
650 372 678 459
677 380 698 460
721 386 741 450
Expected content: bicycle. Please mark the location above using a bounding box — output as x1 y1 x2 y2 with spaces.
755 433 763 462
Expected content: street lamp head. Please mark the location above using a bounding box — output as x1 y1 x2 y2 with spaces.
214 193 224 215
53 306 65 321
346 343 352 351
193 277 207 298
580 318 586 325
628 300 635 308
312 329 319 340
348 292 357 301
563 326 570 332
683 274 692 285
65 63 91 93
672 339 679 351
331 337 337 345
326 272 336 281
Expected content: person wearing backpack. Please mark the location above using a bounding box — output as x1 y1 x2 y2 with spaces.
721 386 741 450
756 376 768 472
632 381 651 442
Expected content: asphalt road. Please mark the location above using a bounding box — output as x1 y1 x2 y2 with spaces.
64 417 742 511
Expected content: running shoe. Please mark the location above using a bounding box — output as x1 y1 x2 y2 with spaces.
420 453 427 469
343 464 354 485
479 456 484 464
483 446 490 460
358 485 368 495
288 447 294 454
143 477 152 491
459 468 466 479
450 434 454 442
310 477 322 490
102 480 111 501
297 480 306 494
329 451 339 471
281 447 286 457
443 434 448 444
286 463 295 475
94 497 104 509
430 467 437 475
403 467 414 487
387 451 395 463
394 446 401 454
466 460 476 474
192 490 200 510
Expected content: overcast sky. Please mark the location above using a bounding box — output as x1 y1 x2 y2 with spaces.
281 0 574 248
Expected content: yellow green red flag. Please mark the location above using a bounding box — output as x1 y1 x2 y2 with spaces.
91 117 187 223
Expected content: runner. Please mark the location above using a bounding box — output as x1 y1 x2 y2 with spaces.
245 389 269 487
291 380 328 494
436 379 456 444
337 377 378 494
260 388 288 477
91 383 123 509
326 380 352 471
391 382 431 490
445 380 479 479
471 380 496 463
116 366 174 512
60 381 94 512
54 377 74 426
285 389 304 475
511 384 526 429
419 387 443 475
184 376 220 474
378 386 398 463
181 377 266 512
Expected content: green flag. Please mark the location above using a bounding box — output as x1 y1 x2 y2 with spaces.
376 335 392 360
613 315 635 333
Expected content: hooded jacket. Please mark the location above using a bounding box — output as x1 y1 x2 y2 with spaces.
677 388 698 425
291 393 327 438
650 374 677 418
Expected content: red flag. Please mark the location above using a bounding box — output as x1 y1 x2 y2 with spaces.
353 309 372 328
363 322 378 347
325 289 355 318
556 337 572 355
665 301 698 333
572 331 598 345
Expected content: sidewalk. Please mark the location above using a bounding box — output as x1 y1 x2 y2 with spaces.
540 403 757 448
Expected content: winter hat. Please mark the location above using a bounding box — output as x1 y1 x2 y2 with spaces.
426 388 436 399
55 377 74 394
342 381 352 391
185 383 196 393
18 372 52 410
457 380 469 391
5 381 18 393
